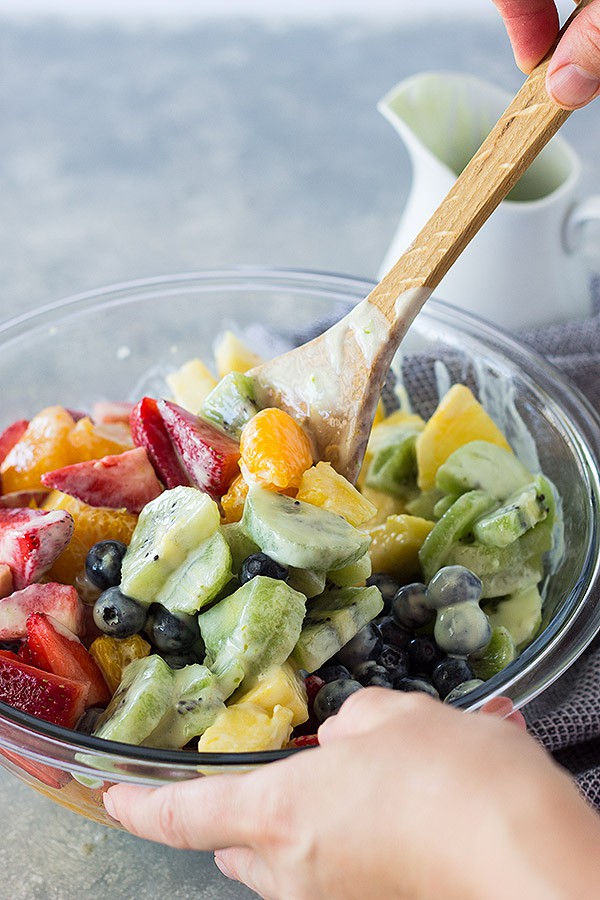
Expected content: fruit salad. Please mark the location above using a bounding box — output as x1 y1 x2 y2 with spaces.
0 332 560 755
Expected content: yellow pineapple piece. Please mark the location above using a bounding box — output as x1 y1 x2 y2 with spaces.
197 703 294 752
367 514 435 579
297 461 377 527
68 416 133 461
231 661 308 727
214 330 263 378
372 399 386 428
359 485 408 528
166 358 218 413
416 385 511 491
1 406 77 492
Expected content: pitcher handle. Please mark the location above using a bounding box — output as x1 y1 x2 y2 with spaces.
564 195 600 253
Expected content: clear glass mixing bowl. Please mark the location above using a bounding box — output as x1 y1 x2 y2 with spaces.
0 268 598 827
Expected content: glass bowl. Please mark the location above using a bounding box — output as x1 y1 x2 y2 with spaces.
0 267 598 828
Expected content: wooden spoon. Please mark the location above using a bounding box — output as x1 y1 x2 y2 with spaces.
251 0 592 483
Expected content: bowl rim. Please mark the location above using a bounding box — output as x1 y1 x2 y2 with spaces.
0 266 599 772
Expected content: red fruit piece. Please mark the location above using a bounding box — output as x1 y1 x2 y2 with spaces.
287 734 319 748
0 582 84 640
0 650 88 727
293 674 325 737
0 420 29 467
0 490 50 509
0 564 13 599
130 397 192 489
41 447 163 515
25 613 111 707
0 507 74 590
158 400 240 500
92 401 135 425
0 746 71 790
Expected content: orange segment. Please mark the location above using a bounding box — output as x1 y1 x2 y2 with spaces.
240 408 313 492
42 491 137 586
0 406 77 492
68 417 133 462
89 634 151 694
221 473 249 524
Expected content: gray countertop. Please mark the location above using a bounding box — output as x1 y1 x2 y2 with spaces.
1 13 599 900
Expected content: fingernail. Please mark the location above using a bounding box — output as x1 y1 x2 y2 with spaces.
547 64 600 108
103 791 117 820
214 854 234 880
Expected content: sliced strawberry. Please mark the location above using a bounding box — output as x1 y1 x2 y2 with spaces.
293 674 325 737
25 613 111 707
0 490 50 509
92 400 134 426
158 400 240 500
0 507 74 590
41 447 163 515
0 582 84 640
130 397 192 489
287 734 319 748
0 747 71 789
0 420 29 467
0 651 88 727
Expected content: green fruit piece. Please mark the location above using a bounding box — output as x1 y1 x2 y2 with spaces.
221 521 261 575
93 655 174 745
480 558 543 599
471 626 517 680
472 476 550 549
291 585 384 673
144 664 226 749
435 441 532 500
200 372 259 440
405 489 444 520
287 567 327 599
419 490 498 582
484 586 543 652
156 531 233 615
200 575 306 697
446 519 553 576
121 487 220 604
242 485 370 571
433 493 460 519
328 553 372 587
365 429 420 498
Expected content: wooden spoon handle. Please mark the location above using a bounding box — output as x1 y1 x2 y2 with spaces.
368 0 594 321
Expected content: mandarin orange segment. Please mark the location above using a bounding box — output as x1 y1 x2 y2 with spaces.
68 417 133 462
221 473 249 523
42 491 137 586
0 406 77 493
240 408 313 492
89 634 151 694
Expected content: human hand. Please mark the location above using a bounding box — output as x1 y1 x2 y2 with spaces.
103 689 600 900
492 0 600 108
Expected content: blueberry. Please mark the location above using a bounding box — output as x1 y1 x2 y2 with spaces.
431 657 476 700
434 602 492 655
333 622 383 669
315 664 352 684
391 582 434 630
240 553 288 585
147 604 200 653
85 540 128 591
93 587 148 638
407 635 445 674
393 676 439 698
162 649 201 669
353 661 393 688
376 615 412 650
377 644 410 680
426 565 483 610
366 573 401 615
313 679 363 723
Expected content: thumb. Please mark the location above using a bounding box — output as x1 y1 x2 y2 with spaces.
547 1 600 109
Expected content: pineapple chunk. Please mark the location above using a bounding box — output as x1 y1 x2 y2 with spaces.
416 385 511 491
231 661 308 727
367 514 435 578
372 399 386 428
359 485 408 528
214 331 263 378
166 358 218 413
296 461 377 527
197 703 294 752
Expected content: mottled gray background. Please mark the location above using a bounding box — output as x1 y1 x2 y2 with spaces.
1 12 599 899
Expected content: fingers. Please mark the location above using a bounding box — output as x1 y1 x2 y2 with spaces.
546 1 600 108
491 0 559 71
480 696 528 730
104 774 254 851
215 848 278 900
318 686 439 744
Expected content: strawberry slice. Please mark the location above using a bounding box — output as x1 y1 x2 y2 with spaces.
0 582 84 640
41 447 163 515
130 397 192 489
158 400 240 500
92 401 135 425
25 613 111 707
287 734 319 748
0 507 74 590
0 490 50 508
0 650 88 727
0 746 71 790
0 420 29 467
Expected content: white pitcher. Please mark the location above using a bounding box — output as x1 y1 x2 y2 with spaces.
377 71 600 330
